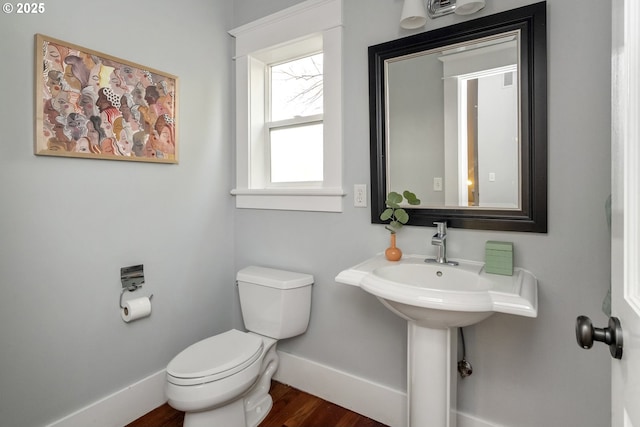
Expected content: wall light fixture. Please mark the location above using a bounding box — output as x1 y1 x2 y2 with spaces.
400 0 486 29
400 0 428 29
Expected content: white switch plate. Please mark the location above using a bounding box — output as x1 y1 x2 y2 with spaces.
354 184 367 207
489 172 496 182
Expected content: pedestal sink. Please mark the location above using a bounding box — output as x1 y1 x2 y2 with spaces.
336 254 537 427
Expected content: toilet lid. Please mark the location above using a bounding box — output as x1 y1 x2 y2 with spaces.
167 329 263 385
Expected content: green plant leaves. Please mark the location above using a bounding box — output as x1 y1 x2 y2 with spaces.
380 190 420 233
386 191 403 208
395 208 409 224
403 190 421 205
380 208 393 221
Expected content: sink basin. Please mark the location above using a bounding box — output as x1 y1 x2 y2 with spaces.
373 262 490 291
336 253 537 426
336 254 537 328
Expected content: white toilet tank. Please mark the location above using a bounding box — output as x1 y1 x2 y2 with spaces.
236 266 313 339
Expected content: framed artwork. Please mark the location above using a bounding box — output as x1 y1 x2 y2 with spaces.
34 34 179 163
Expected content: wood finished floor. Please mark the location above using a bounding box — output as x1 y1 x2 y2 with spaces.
126 381 389 427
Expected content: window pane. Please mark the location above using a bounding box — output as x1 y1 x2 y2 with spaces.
270 124 323 183
271 53 323 121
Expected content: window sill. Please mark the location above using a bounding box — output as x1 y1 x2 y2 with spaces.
231 188 345 212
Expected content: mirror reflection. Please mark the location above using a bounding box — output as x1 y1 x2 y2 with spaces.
386 32 520 209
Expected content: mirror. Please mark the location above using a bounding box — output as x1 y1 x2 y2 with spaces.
370 2 547 232
387 32 520 209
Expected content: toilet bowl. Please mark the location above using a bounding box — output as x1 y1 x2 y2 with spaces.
165 266 313 427
165 329 278 427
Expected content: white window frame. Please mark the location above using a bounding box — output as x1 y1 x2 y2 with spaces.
229 0 344 212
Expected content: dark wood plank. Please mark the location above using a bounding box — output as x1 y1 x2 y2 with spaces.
127 403 184 427
259 385 323 427
268 381 292 401
126 381 389 427
301 401 344 427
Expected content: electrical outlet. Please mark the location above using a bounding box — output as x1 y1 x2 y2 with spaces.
433 177 443 192
354 184 367 207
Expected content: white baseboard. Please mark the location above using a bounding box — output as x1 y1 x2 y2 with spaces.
458 411 505 427
274 350 406 427
46 369 167 427
274 350 502 427
46 353 502 427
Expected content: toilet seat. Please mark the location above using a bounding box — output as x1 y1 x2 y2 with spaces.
167 329 263 387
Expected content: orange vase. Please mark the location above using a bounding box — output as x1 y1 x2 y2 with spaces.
385 233 402 261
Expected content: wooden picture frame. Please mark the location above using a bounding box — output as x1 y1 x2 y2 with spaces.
34 34 179 163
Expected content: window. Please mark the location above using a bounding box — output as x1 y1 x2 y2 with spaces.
230 0 344 212
268 53 324 184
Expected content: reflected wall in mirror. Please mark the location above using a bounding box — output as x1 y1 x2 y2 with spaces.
387 32 519 209
370 2 547 232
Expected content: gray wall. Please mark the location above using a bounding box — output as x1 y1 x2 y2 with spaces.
0 1 612 426
234 1 612 426
0 1 235 426
388 54 445 205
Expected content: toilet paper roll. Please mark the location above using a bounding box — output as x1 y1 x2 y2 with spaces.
121 297 152 322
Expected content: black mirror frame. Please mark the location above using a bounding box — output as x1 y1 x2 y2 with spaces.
369 2 547 232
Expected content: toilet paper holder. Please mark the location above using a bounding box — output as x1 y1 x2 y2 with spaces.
119 264 153 308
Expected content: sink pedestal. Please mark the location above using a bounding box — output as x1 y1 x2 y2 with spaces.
408 322 457 427
335 254 538 427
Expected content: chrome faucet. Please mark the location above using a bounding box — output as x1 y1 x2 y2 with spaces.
425 221 458 265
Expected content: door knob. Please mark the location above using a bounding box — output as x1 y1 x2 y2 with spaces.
575 315 623 359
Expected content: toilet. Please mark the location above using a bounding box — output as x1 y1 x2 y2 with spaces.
165 266 313 427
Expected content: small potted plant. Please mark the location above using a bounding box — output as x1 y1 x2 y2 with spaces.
380 190 421 261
